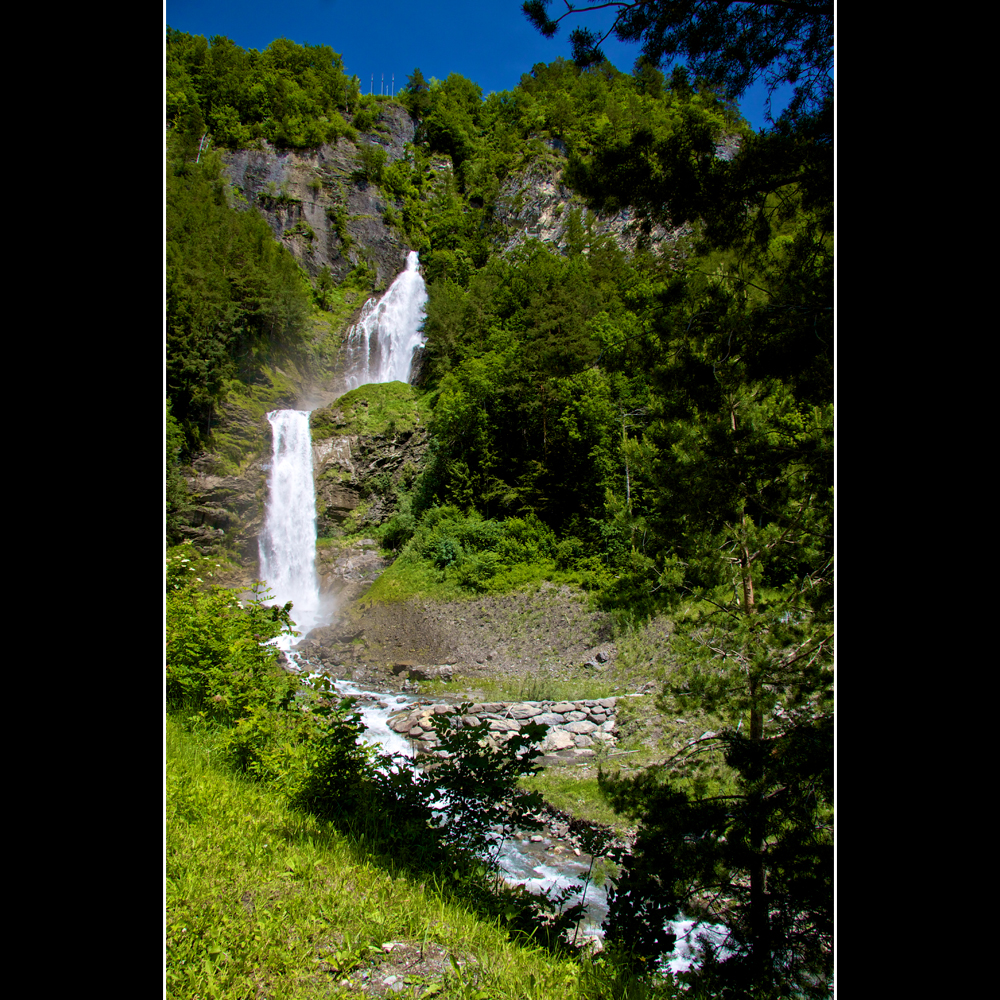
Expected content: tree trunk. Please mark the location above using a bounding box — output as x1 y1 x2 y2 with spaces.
741 510 769 988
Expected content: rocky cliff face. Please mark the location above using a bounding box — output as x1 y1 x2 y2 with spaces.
312 426 430 538
180 459 267 573
491 140 691 262
222 104 417 288
310 384 430 539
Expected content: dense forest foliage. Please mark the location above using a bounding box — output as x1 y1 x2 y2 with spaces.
166 152 313 435
166 16 833 997
167 28 360 153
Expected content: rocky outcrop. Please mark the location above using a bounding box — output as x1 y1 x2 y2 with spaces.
493 150 691 262
311 426 429 537
222 104 417 287
178 451 268 566
386 698 619 763
314 537 391 601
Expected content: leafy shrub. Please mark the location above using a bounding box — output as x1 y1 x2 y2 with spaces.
361 470 394 499
292 691 379 819
380 509 415 550
165 578 297 722
356 142 387 183
455 551 500 590
555 535 585 569
399 460 419 490
217 702 314 790
495 515 558 564
431 535 463 568
353 107 376 132
421 710 546 866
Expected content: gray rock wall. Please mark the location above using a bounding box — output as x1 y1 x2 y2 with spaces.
222 104 417 287
493 155 691 261
311 425 429 538
388 698 618 762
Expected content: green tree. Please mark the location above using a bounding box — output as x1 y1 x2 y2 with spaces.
601 709 832 995
356 141 387 183
402 67 432 118
420 73 484 172
522 0 832 127
166 30 359 150
524 0 833 266
632 55 664 98
591 239 833 995
521 5 834 992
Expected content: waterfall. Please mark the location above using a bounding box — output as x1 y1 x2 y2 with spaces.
343 250 428 389
258 410 321 645
258 252 427 642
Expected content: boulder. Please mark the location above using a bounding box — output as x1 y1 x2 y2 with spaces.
540 730 575 752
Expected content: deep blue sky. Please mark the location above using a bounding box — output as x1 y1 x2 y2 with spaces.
165 0 793 131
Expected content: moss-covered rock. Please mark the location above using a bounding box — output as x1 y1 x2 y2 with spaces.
310 382 431 537
311 381 431 440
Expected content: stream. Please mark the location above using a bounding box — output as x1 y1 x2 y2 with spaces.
334 678 612 942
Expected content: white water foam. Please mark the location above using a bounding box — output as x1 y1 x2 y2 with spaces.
258 410 321 647
343 250 428 389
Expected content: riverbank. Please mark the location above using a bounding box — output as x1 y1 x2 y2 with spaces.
285 583 735 841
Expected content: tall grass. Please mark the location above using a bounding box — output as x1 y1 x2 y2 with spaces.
167 717 664 999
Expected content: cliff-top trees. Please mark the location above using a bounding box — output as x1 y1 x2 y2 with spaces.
166 29 360 149
522 0 833 127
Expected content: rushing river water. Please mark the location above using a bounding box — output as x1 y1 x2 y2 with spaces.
332 678 611 939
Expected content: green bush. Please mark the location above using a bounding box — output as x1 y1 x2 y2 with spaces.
356 142 387 183
353 107 376 132
165 577 297 722
456 551 501 590
380 509 415 550
431 535 463 568
555 535 585 570
291 688 379 819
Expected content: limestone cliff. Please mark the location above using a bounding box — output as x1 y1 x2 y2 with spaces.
493 141 691 262
310 382 430 539
222 104 417 288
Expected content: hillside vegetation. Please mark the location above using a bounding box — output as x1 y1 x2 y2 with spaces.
166 16 833 999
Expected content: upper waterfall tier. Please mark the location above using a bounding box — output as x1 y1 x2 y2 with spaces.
343 251 427 389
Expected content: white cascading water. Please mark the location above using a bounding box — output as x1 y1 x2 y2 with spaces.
258 410 322 647
258 254 427 643
342 250 428 389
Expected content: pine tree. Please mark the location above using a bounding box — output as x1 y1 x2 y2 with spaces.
596 215 833 995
